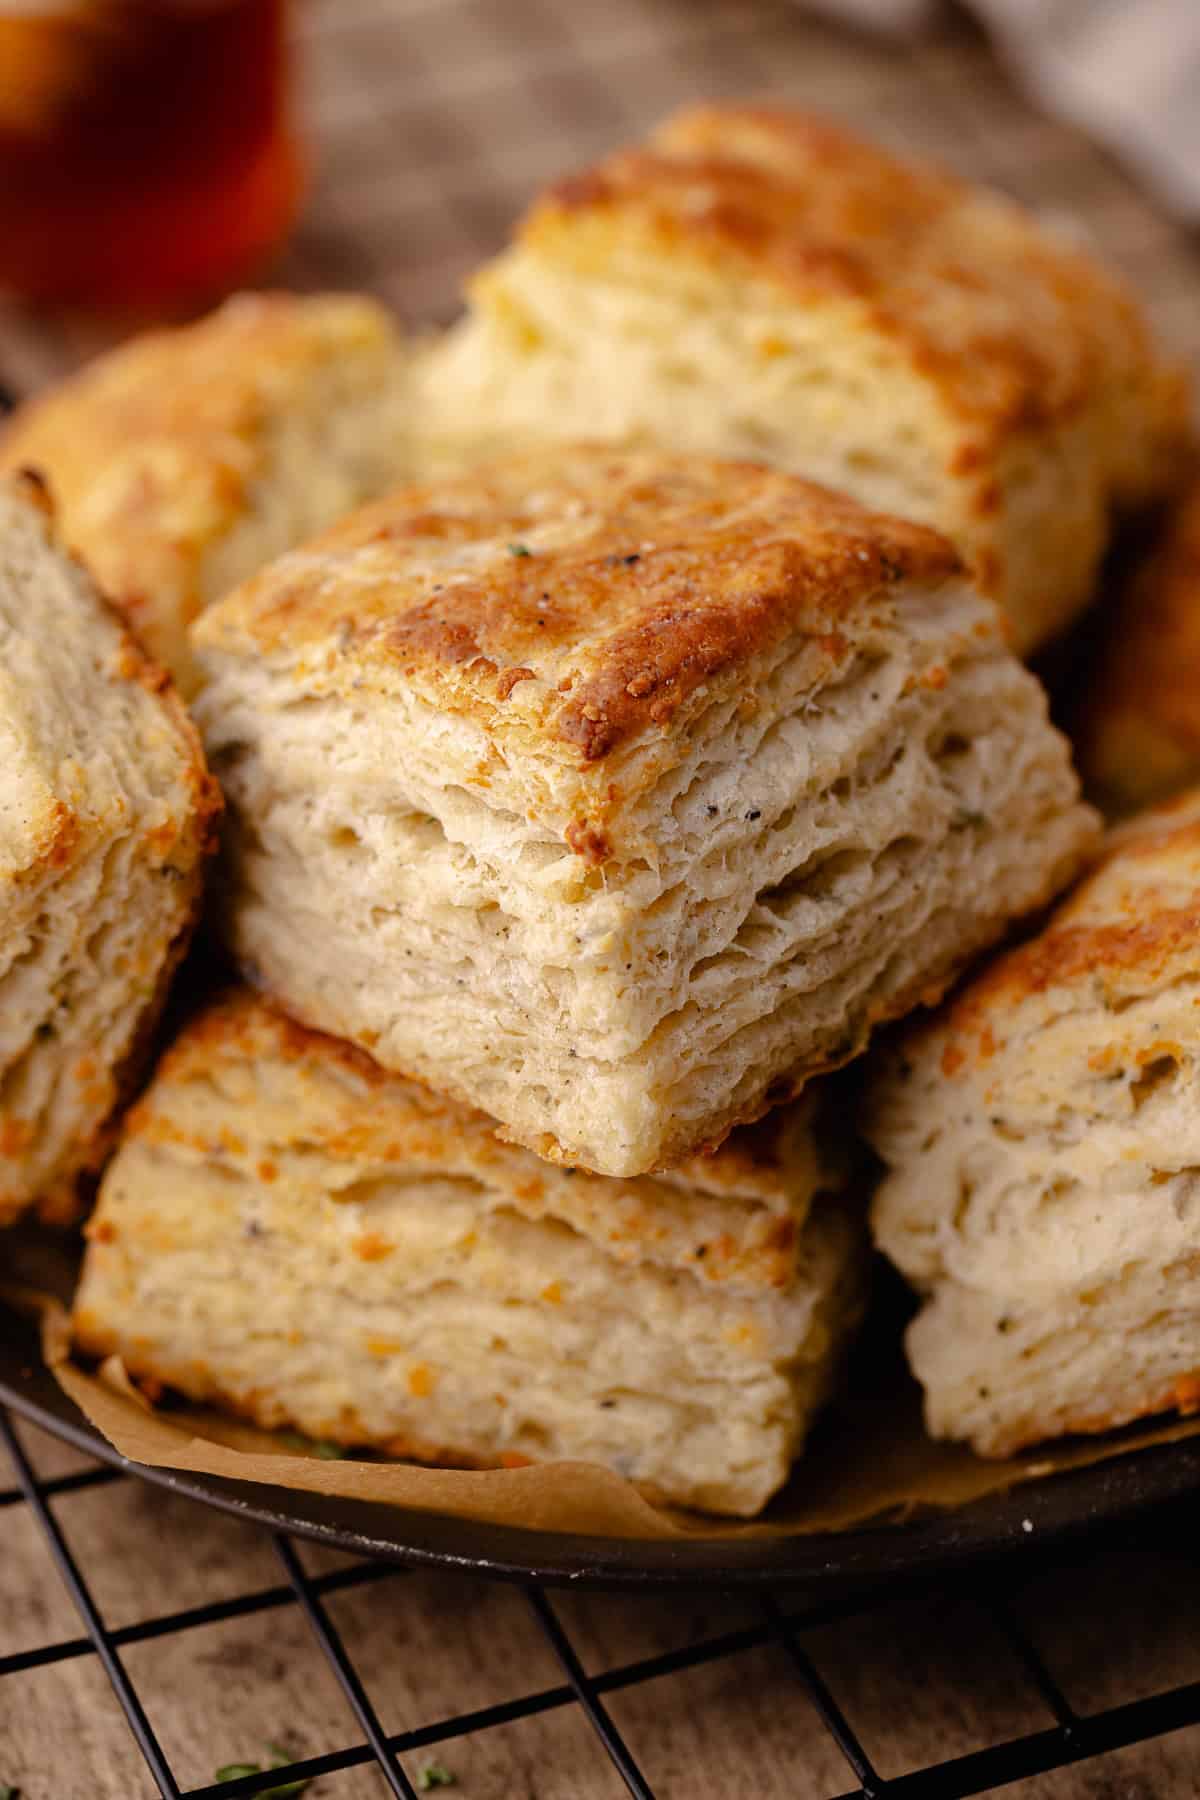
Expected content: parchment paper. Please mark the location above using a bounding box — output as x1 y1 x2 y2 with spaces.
9 1249 1200 1541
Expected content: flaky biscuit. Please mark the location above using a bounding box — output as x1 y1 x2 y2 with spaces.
73 991 866 1517
867 789 1200 1455
0 293 405 695
193 445 1097 1177
417 102 1189 655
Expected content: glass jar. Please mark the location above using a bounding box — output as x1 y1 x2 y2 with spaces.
0 0 303 305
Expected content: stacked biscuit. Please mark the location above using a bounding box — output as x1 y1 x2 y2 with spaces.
4 104 1194 1514
69 446 1096 1515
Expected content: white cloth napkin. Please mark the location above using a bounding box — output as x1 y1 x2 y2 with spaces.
806 0 1200 220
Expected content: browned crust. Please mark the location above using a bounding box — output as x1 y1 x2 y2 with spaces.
199 446 961 768
143 985 403 1102
0 292 396 674
969 906 1200 1011
7 463 53 519
29 461 225 880
555 550 876 764
14 798 80 891
523 103 1190 459
3 472 82 891
974 1370 1200 1460
8 462 224 861
1076 477 1200 813
906 790 1200 1076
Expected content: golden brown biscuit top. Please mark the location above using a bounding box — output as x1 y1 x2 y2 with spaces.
0 293 394 642
515 102 1182 445
195 445 961 765
911 789 1200 1075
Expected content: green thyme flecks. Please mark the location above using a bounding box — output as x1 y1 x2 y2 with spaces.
214 1747 310 1796
417 1762 457 1790
277 1429 346 1460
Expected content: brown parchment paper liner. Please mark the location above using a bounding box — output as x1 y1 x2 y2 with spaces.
12 1280 1200 1542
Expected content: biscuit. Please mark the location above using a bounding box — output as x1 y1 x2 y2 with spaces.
0 293 405 695
867 789 1200 1456
193 446 1098 1177
417 102 1189 655
1075 478 1200 814
0 472 218 1227
72 991 866 1517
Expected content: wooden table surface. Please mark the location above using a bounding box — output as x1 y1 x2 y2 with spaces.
2 3 1200 1795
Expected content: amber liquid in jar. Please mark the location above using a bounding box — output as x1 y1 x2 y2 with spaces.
0 0 302 304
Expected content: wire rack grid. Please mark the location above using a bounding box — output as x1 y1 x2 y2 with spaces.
3 1405 1200 1798
3 3 1200 1796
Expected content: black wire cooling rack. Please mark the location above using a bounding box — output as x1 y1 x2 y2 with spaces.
4 1401 1200 1800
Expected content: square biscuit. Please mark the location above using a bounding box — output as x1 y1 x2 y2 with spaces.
194 447 1096 1176
418 102 1189 656
0 293 406 696
867 789 1200 1456
0 472 218 1226
73 991 866 1517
